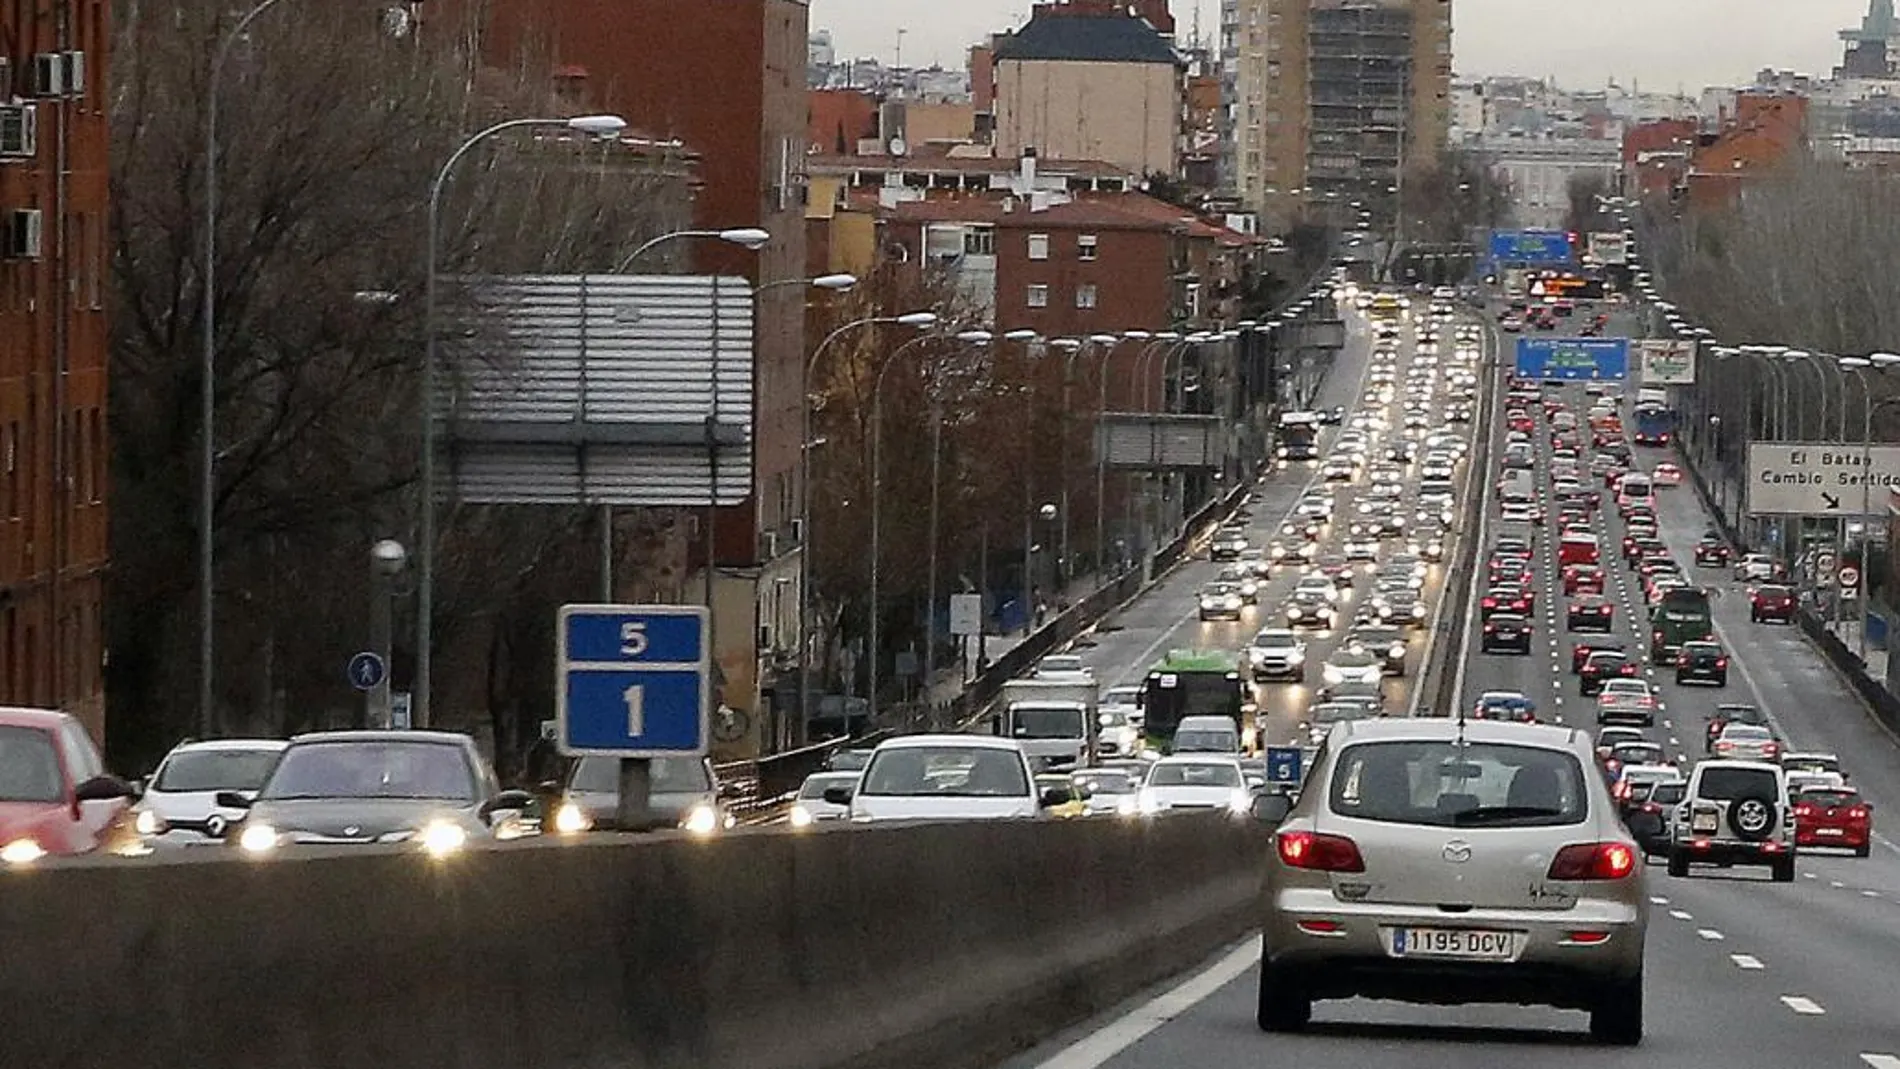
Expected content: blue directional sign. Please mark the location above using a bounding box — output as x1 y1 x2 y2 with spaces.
1514 337 1630 381
1265 746 1303 787
346 651 386 691
557 604 710 758
1489 229 1574 265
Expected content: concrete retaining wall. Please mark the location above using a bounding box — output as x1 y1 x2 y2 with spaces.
1 816 1263 1069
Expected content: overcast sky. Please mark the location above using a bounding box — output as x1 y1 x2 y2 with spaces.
811 0 1871 92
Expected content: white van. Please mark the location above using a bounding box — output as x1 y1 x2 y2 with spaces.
1498 469 1536 503
1617 473 1654 510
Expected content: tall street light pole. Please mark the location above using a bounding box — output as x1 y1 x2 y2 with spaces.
1051 337 1082 589
922 330 993 704
199 0 306 738
1103 330 1150 573
798 309 936 742
415 112 628 729
868 333 944 722
1001 330 1042 638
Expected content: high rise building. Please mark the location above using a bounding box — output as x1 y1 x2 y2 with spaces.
1228 0 1451 229
0 0 111 736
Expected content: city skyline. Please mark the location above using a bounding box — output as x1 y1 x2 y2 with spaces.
812 0 1870 93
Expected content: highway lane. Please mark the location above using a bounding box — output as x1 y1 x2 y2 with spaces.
1063 297 1479 748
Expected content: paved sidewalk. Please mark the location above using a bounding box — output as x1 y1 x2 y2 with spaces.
1824 619 1890 683
921 570 1108 707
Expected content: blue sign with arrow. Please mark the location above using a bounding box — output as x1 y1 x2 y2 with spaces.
1514 337 1630 381
556 604 710 758
1265 746 1303 786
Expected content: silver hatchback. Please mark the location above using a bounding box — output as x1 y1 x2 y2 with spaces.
1254 718 1647 1044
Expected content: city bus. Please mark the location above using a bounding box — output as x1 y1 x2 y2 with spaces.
1651 588 1714 661
1138 650 1249 751
1277 411 1323 465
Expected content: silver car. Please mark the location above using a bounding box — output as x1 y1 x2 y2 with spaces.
1254 719 1646 1045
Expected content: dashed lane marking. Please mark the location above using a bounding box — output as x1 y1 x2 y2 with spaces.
1030 940 1260 1069
1669 909 1694 921
1649 895 1670 905
1697 929 1725 941
1731 954 1764 970
1832 880 1847 889
1863 890 1881 898
1860 1054 1900 1069
1780 995 1826 1016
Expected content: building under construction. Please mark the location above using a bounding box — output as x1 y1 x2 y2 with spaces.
1229 0 1450 228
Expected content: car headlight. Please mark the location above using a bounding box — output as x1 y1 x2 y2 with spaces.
1117 795 1141 817
1288 649 1305 664
1 838 46 865
419 820 469 858
553 801 593 835
1229 789 1254 815
1390 644 1407 660
1287 606 1302 619
1138 793 1163 815
238 822 280 855
789 804 815 828
1323 665 1345 684
134 808 167 836
683 804 720 836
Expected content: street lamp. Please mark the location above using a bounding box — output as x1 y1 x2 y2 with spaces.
367 539 408 729
795 309 936 743
612 226 772 272
415 112 628 729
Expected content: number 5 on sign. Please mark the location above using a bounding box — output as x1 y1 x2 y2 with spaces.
623 684 645 737
620 621 649 657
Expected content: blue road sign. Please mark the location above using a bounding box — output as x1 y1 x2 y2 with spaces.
1489 229 1573 265
1265 746 1303 786
556 604 710 758
347 651 386 691
1514 337 1630 381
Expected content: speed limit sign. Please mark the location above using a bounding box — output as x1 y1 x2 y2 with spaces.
1840 566 1861 589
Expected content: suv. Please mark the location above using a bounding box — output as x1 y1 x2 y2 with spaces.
1674 641 1728 686
1666 760 1795 881
1252 718 1646 1044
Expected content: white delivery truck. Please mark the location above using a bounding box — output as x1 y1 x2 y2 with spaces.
994 679 1099 770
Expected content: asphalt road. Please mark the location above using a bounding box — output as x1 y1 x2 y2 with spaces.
994 301 1900 1069
1062 297 1480 748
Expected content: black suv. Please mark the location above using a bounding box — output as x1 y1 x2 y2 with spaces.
1581 650 1639 695
1480 613 1533 654
1675 641 1729 686
1706 704 1770 752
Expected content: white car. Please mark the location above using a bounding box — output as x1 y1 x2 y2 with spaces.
1734 554 1777 582
1248 628 1308 681
789 771 860 826
132 738 289 845
1034 654 1094 682
845 736 1063 823
1294 573 1340 604
1597 679 1658 726
1321 646 1385 690
1136 756 1252 815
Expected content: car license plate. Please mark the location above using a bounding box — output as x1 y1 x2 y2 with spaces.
1390 927 1515 960
1692 813 1718 833
1818 827 1843 836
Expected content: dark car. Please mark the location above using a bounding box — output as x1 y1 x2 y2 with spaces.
1750 584 1796 624
0 708 141 864
1675 640 1729 686
1472 692 1538 722
1479 587 1531 621
1348 625 1409 676
1580 650 1640 695
1572 636 1627 674
1694 539 1731 567
1480 613 1533 654
222 731 537 854
1285 592 1336 630
1626 779 1686 858
1567 594 1616 632
1706 704 1771 752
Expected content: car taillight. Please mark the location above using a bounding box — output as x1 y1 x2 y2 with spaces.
1484 623 1496 632
1548 842 1636 880
1652 630 1663 643
1678 654 1690 666
1793 805 1814 819
1764 743 1780 757
1613 781 1632 801
1717 657 1729 668
1482 597 1496 607
1848 806 1870 820
1641 802 1661 814
1715 741 1734 752
1276 830 1366 872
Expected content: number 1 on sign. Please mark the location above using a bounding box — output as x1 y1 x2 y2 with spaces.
623 684 645 737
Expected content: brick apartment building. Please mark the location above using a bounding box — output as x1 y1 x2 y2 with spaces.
467 0 809 749
1 0 109 736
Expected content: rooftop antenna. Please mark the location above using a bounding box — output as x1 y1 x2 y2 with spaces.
895 26 907 70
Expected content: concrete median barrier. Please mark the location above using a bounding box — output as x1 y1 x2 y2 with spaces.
1 815 1264 1069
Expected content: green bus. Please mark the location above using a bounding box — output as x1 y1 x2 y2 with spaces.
1650 588 1714 661
1139 649 1249 749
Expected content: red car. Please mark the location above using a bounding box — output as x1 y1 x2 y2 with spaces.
1750 584 1796 623
0 708 139 864
1564 564 1606 596
1793 786 1873 856
1508 410 1535 433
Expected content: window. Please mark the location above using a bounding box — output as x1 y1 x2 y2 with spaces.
1026 283 1049 308
1075 284 1097 309
1329 741 1589 828
1027 233 1049 260
1077 234 1098 261
963 225 995 256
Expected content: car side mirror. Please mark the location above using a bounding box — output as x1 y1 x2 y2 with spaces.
822 786 853 806
127 778 146 799
483 789 535 819
215 790 255 810
1039 786 1074 808
73 775 135 803
1245 774 1267 791
1251 793 1293 824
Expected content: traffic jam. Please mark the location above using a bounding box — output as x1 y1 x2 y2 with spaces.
1469 362 1873 868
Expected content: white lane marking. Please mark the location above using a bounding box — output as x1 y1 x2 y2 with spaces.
1669 909 1694 921
1731 954 1764 970
1803 872 1818 880
1697 928 1725 941
1832 880 1846 889
1863 890 1881 898
1031 940 1260 1069
1648 895 1670 905
1780 995 1826 1015
1860 1054 1900 1069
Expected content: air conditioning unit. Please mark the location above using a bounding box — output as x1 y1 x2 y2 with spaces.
0 105 35 159
6 209 43 260
63 52 85 98
33 53 65 97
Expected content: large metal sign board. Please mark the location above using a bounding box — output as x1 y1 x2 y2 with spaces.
443 274 755 507
1283 319 1347 351
1638 340 1698 385
1097 414 1223 470
1514 337 1629 381
1747 442 1900 516
556 604 710 758
1588 231 1628 265
1489 229 1573 264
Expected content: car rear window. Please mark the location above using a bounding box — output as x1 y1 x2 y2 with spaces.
1696 767 1779 800
1329 741 1590 828
1651 783 1687 804
1797 790 1857 808
1756 585 1791 598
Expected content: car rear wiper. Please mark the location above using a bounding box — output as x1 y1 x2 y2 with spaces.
1448 805 1568 826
